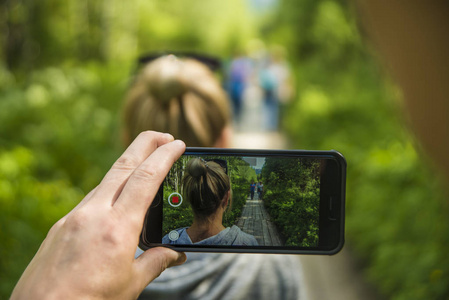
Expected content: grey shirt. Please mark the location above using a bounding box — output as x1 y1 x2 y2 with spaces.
162 225 259 246
136 250 304 300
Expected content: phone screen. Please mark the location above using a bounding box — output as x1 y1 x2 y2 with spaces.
140 148 345 254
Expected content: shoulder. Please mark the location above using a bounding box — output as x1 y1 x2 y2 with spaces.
162 227 190 244
229 225 259 246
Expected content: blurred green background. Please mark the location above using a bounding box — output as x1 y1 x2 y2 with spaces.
1 0 448 299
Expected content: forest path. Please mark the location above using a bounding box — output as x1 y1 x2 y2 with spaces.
233 130 382 300
236 194 283 246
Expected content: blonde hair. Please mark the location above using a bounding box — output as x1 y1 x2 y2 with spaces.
122 55 231 147
182 158 231 219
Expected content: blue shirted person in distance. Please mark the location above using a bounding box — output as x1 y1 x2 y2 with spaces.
163 158 258 246
250 182 256 200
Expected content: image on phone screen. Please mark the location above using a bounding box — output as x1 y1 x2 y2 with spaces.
140 148 345 254
164 155 319 247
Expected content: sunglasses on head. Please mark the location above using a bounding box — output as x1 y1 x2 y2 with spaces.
136 51 222 72
205 158 228 175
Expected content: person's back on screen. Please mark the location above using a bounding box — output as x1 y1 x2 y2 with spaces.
123 54 304 300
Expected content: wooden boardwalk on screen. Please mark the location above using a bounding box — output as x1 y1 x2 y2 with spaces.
236 194 283 246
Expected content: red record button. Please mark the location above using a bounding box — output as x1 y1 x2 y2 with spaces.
168 192 183 207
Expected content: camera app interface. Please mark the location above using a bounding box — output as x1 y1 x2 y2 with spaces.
161 155 321 247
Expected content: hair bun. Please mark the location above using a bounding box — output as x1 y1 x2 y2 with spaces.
144 56 186 105
187 158 207 178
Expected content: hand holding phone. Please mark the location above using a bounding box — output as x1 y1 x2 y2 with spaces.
11 132 187 299
140 148 346 255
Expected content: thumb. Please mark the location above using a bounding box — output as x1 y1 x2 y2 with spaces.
134 247 186 289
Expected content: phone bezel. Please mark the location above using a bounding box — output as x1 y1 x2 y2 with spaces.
139 148 346 255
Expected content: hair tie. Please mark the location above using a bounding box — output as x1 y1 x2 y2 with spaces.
200 158 209 168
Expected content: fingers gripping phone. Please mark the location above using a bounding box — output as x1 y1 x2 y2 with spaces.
139 148 346 255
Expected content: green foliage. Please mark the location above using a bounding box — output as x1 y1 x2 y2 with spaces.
1 0 256 70
0 2 256 296
0 63 125 191
2 0 449 299
261 157 320 247
273 0 449 298
0 63 126 297
0 146 82 296
162 187 194 236
161 157 194 235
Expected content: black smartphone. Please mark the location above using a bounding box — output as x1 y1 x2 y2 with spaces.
139 148 346 255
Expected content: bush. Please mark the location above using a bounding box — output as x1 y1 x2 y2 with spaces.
283 57 449 299
0 64 125 297
262 159 320 247
0 147 82 296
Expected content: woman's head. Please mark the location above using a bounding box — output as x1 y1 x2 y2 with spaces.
182 158 231 220
122 55 232 147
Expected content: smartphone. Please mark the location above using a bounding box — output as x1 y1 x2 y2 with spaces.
139 148 346 255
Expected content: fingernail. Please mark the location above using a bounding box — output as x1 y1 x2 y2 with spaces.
173 139 186 148
163 133 175 141
173 252 187 267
